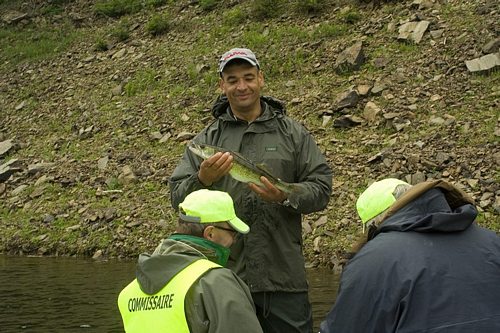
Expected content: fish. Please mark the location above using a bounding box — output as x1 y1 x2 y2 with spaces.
188 142 298 194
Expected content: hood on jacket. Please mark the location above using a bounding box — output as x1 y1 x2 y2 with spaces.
210 94 287 118
350 180 478 254
135 236 222 295
377 187 477 235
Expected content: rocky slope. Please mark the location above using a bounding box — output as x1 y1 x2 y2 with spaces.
0 0 499 269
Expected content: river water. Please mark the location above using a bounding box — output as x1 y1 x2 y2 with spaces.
0 255 339 333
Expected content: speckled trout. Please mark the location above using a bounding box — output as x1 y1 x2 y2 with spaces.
188 142 297 194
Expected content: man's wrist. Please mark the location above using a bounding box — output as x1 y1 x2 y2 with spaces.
197 173 212 187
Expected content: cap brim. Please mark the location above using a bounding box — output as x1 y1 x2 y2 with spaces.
228 216 250 234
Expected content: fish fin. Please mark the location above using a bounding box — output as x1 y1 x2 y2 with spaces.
254 163 282 182
231 150 249 160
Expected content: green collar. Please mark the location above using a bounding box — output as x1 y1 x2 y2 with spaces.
169 234 230 266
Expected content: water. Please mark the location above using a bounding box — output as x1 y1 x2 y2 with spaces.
0 255 339 332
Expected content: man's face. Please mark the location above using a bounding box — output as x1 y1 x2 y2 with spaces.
219 62 264 113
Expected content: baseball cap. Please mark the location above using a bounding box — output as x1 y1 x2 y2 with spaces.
218 48 260 73
356 178 409 224
179 189 250 234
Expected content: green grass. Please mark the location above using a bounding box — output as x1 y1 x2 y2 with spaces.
266 48 311 78
453 109 498 146
106 177 123 191
371 41 419 59
223 7 248 25
440 2 479 27
140 181 163 193
124 68 160 96
1 0 498 260
0 187 168 254
0 24 78 66
40 4 65 16
241 29 270 50
311 22 348 39
272 25 310 43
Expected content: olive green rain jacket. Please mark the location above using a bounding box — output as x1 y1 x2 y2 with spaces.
129 236 263 333
169 96 333 292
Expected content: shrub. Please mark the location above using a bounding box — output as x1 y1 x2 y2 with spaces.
199 0 219 11
145 0 169 8
252 0 283 19
223 7 247 25
110 20 131 42
95 37 109 51
146 14 170 36
295 0 326 14
340 9 361 24
94 0 142 18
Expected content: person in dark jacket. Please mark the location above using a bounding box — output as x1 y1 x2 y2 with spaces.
170 48 333 333
320 178 500 333
118 189 263 333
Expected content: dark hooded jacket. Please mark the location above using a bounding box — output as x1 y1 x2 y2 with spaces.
320 181 500 333
134 235 263 333
169 96 332 292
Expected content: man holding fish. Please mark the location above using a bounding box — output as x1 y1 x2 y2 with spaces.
170 48 332 333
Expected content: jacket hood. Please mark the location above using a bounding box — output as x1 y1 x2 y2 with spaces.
135 236 223 295
210 94 287 118
350 180 478 254
378 187 477 234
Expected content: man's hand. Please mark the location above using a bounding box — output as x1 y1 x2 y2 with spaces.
248 176 287 204
198 152 233 186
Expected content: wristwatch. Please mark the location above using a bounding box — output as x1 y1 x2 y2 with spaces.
281 198 292 207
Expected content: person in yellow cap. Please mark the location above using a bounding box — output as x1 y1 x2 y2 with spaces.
320 178 500 333
118 189 263 333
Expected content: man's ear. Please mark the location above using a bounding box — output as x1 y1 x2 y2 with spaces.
219 78 226 94
203 225 214 240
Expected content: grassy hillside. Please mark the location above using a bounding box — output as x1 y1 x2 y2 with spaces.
0 0 498 268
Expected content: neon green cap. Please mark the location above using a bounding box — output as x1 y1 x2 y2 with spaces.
356 178 409 224
179 189 250 234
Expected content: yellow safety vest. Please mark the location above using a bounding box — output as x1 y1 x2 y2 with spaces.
118 259 221 333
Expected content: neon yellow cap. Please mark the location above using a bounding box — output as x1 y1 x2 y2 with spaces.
179 189 250 234
356 178 409 224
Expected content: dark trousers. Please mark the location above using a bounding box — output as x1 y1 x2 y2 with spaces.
252 291 313 333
